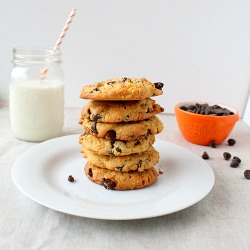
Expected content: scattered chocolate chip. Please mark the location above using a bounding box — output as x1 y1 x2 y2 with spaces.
223 152 231 160
122 77 128 82
102 178 116 190
244 170 250 179
154 82 164 90
209 141 217 148
202 151 209 160
92 114 102 121
87 109 91 115
88 168 93 177
91 122 98 134
106 130 116 143
115 147 122 153
227 138 236 146
68 175 75 182
230 159 240 168
232 156 241 163
159 170 164 175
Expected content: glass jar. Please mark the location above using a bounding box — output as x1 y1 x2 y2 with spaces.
9 48 64 142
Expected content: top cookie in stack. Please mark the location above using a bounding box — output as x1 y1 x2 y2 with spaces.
79 77 164 190
80 77 163 100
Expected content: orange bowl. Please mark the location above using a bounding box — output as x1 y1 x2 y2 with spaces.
174 102 239 146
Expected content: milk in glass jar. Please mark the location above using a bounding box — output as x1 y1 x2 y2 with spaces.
9 48 64 142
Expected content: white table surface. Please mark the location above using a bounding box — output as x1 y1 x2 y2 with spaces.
0 104 250 250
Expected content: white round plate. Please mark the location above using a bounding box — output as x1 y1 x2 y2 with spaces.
12 135 214 220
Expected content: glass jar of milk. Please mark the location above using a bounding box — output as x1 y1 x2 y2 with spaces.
9 48 64 142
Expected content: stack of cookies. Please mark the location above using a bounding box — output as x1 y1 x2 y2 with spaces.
79 77 164 190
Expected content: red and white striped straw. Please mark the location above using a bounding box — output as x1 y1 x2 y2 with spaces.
40 8 76 81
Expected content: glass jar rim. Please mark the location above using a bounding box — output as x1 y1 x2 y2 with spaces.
12 47 62 64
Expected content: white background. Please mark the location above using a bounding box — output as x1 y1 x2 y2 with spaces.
0 0 250 118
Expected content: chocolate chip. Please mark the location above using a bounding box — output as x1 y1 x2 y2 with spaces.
227 138 236 146
90 87 98 93
107 81 116 85
115 147 122 153
202 151 209 160
146 107 152 113
68 175 75 182
91 122 98 134
87 109 91 115
122 77 128 82
88 168 93 177
145 129 151 137
134 140 141 146
125 114 130 121
180 106 188 111
115 165 124 171
137 160 143 170
106 130 116 142
154 82 164 90
230 159 240 168
209 141 217 148
102 178 116 190
92 114 102 121
223 152 231 160
244 170 250 179
232 156 241 163
180 103 234 116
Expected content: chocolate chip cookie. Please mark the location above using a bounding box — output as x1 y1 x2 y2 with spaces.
81 146 159 172
79 133 155 156
79 116 163 141
84 162 158 190
80 77 164 100
81 98 164 123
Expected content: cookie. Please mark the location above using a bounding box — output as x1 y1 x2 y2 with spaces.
81 98 164 123
81 146 159 172
79 116 164 141
80 77 164 100
84 162 158 190
79 133 155 156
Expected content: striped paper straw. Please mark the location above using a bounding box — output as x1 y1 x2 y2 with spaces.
40 8 76 81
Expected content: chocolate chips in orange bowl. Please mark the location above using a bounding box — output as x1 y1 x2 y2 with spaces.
174 102 239 146
79 77 164 190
